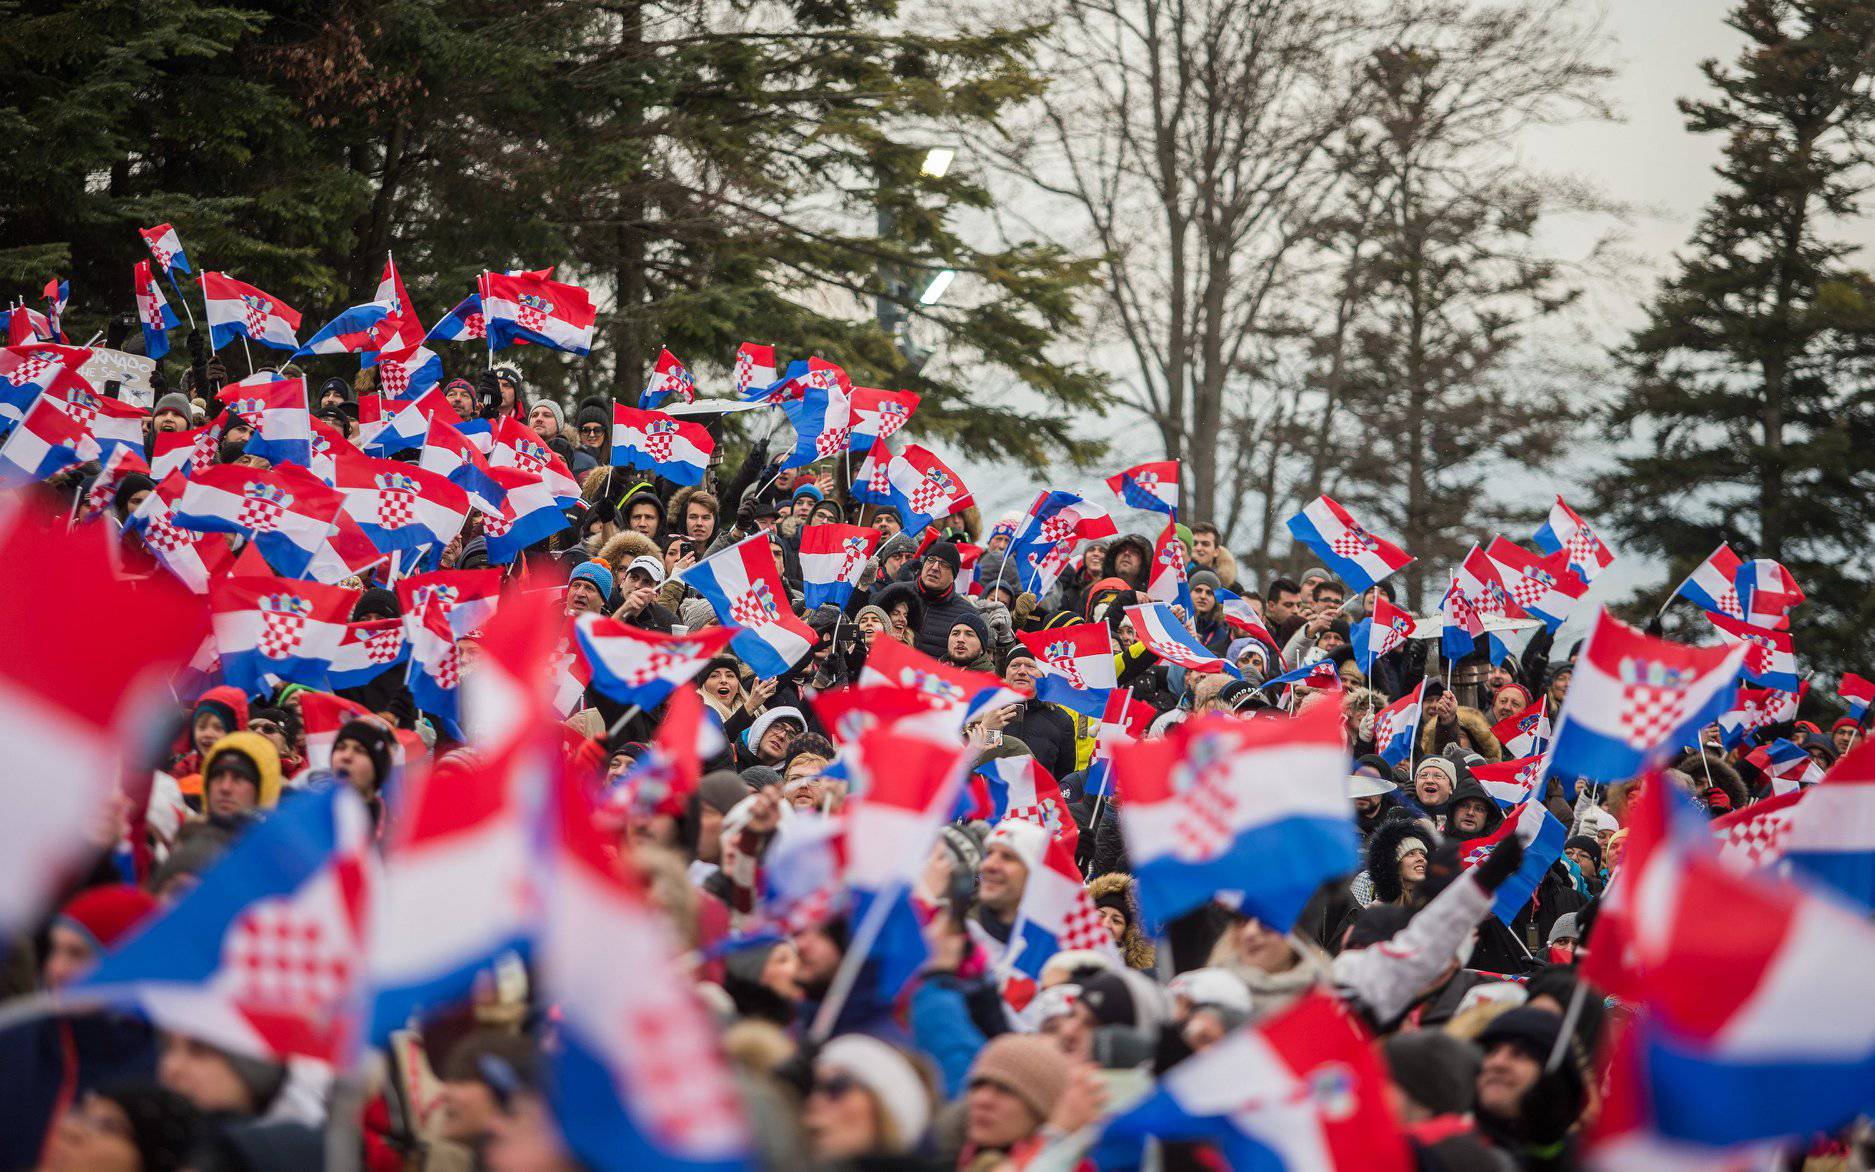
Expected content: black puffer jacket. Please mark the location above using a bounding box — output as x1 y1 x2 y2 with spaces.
912 579 977 659
1004 700 1077 782
1364 812 1439 906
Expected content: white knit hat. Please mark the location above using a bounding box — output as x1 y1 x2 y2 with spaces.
815 1034 932 1153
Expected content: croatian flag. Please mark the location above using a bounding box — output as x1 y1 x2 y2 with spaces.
1483 537 1586 631
491 415 582 507
603 686 724 822
1747 740 1824 796
210 573 359 694
1717 683 1806 751
1776 739 1875 910
1735 558 1804 627
405 594 466 738
202 272 302 352
396 569 503 639
425 294 486 344
0 513 207 933
134 261 180 360
46 385 148 464
480 271 597 355
798 524 879 610
1351 594 1417 672
1459 798 1567 922
1106 458 1180 516
1017 622 1116 719
1438 576 1485 660
368 253 425 357
971 757 1079 857
573 614 737 709
42 278 68 342
1004 832 1122 985
1216 588 1281 651
679 533 816 678
847 386 919 453
1101 991 1413 1172
57 785 375 1065
638 347 697 410
1006 491 1119 596
1532 495 1613 583
1492 697 1550 758
371 344 445 400
418 416 504 516
1673 542 1745 620
1084 687 1152 799
1546 610 1745 787
0 396 86 485
1113 704 1355 930
1706 612 1800 691
1125 602 1240 676
538 760 753 1172
1370 682 1424 768
1146 518 1194 613
850 439 973 538
611 403 714 486
218 376 313 467
0 342 90 430
127 475 235 594
294 302 397 359
333 454 471 554
329 619 409 690
138 223 191 274
778 362 852 469
856 638 1024 733
1457 543 1525 624
1585 779 1875 1149
172 464 344 579
1285 495 1412 591
483 467 570 564
1261 658 1341 694
1841 673 1875 721
733 342 777 400
306 510 389 584
79 445 152 525
1470 755 1544 809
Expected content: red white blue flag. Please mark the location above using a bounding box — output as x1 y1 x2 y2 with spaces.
202 271 301 352
1285 495 1412 592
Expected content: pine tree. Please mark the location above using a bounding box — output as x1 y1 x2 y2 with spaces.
1592 0 1875 670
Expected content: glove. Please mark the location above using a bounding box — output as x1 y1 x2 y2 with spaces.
978 600 1013 645
148 366 167 395
186 329 207 366
1474 833 1525 892
476 369 503 419
203 356 226 391
1013 592 1039 622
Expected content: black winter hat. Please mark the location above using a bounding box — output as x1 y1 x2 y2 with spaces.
93 1083 203 1172
352 588 400 622
926 541 962 576
316 376 353 404
113 472 157 515
1563 834 1602 869
1383 1031 1480 1117
334 719 395 788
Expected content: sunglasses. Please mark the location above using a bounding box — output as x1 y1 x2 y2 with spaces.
249 721 282 738
811 1072 859 1099
579 424 606 435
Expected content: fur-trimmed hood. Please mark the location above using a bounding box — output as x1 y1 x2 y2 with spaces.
1417 704 1504 762
595 529 661 569
1105 533 1156 591
1675 749 1747 811
1086 872 1157 971
1364 811 1440 906
1211 546 1241 590
666 485 717 530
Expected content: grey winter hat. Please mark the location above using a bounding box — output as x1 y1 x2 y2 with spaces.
153 392 193 422
1189 569 1222 592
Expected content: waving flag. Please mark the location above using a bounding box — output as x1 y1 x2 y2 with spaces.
1772 739 1875 910
293 302 396 359
1471 755 1544 809
56 785 374 1064
1437 576 1485 660
847 386 919 452
1747 739 1824 796
679 533 816 678
1492 697 1550 758
210 573 359 694
1017 622 1116 718
0 342 91 431
334 455 470 554
395 569 502 639
573 615 736 709
484 467 570 564
0 514 206 932
425 293 485 344
1459 799 1567 921
134 261 180 360
1483 537 1586 631
972 757 1079 858
1546 610 1744 786
1671 542 1745 619
218 376 313 467
481 271 596 355
1370 681 1424 768
733 342 777 400
539 764 753 1172
611 403 714 485
1106 458 1180 516
138 224 191 274
856 638 1022 732
1260 658 1342 694
490 415 581 507
372 344 445 400
1005 491 1119 596
405 593 466 737
202 272 301 352
79 445 152 525
306 510 388 584
778 361 852 469
1004 830 1122 988
1215 587 1281 652
293 692 373 776
44 384 147 464
1125 602 1240 676
1145 517 1194 613
851 439 973 538
1102 991 1412 1172
1083 687 1150 799
1717 683 1805 751
1351 594 1417 672
0 396 85 485
1735 558 1804 627
418 416 503 515
173 464 344 579
1841 673 1875 721
1706 611 1799 691
798 524 879 610
1532 495 1613 583
1286 495 1411 591
638 347 697 410
1114 705 1354 930
41 277 68 342
128 475 234 593
368 253 425 357
604 686 724 823
329 619 409 690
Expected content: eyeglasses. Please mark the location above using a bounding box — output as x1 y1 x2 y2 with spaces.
249 721 281 738
811 1072 859 1099
579 424 605 435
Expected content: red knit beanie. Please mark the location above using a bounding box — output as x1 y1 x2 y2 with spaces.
57 884 158 950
